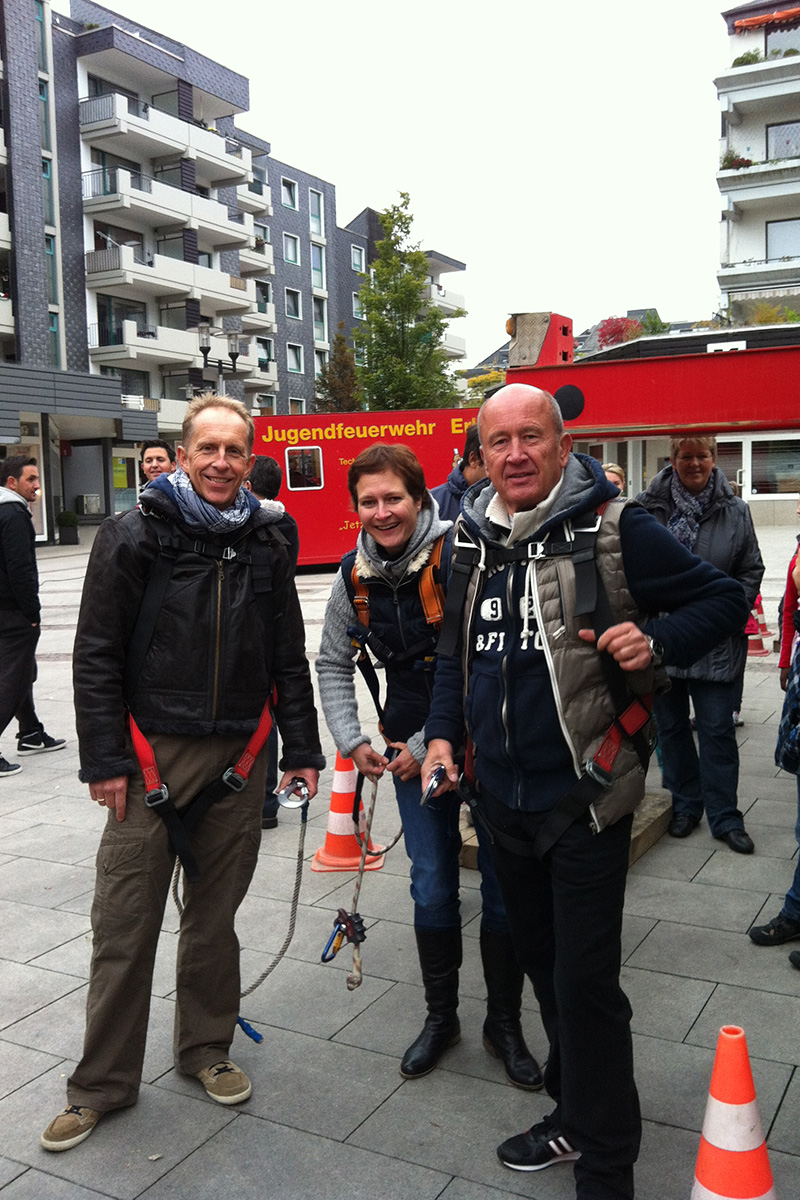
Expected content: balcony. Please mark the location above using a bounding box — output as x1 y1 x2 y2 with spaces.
0 296 13 337
442 331 467 360
238 238 275 275
84 244 255 314
717 254 800 291
425 283 465 315
243 357 279 392
122 394 160 412
237 179 273 216
718 157 800 211
78 92 251 186
82 168 252 247
715 55 800 118
88 319 199 368
241 301 277 333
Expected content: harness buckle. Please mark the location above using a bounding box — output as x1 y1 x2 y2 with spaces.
222 767 247 792
145 783 170 808
222 545 237 561
526 542 547 560
585 758 613 790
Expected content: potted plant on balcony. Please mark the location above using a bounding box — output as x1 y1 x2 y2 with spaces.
55 509 80 546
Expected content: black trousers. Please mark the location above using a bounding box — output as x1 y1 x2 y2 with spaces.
478 788 639 1200
0 617 39 743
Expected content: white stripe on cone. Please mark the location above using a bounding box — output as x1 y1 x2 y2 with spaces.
700 1095 765 1154
326 810 365 837
691 1180 775 1200
332 767 358 792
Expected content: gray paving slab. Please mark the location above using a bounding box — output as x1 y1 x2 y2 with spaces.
628 840 715 882
0 824 105 865
693 847 800 892
0 1039 63 1101
0 857 95 908
623 873 764 932
768 1070 800 1156
0 1167 111 1199
0 1158 28 1189
0 961 84 1031
140 1114 453 1200
686 981 800 1065
620 966 715 1042
0 1065 236 1200
0 899 90 963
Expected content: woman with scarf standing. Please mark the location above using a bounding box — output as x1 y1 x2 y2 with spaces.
316 444 543 1088
638 437 764 853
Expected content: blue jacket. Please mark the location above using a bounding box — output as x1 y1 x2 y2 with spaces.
430 467 468 524
426 454 750 811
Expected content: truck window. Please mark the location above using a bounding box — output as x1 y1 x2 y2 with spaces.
286 446 323 490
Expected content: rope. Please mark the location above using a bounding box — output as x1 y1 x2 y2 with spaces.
346 776 379 990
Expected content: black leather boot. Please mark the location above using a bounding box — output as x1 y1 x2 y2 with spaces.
480 927 544 1090
400 927 462 1079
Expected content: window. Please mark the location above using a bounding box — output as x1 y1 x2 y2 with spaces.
751 438 800 494
354 345 366 366
254 222 270 243
309 189 323 236
157 232 184 261
313 296 326 342
767 218 800 261
100 366 150 398
766 25 800 56
48 312 59 367
198 250 212 269
289 398 307 417
353 292 364 319
35 0 47 73
351 244 365 273
257 336 274 368
311 243 325 289
286 445 323 487
287 343 303 373
315 349 328 378
283 233 300 265
285 288 302 319
281 177 297 208
767 121 800 161
45 234 57 304
256 279 272 311
42 159 53 225
159 301 187 330
256 392 275 414
39 81 49 150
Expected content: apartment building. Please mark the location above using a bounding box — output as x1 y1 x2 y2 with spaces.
716 3 800 321
0 0 466 532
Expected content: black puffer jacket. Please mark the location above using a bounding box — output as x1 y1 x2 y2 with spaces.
74 486 324 783
637 465 764 682
0 492 39 624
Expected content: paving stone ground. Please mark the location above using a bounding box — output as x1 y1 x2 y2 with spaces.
0 525 798 1198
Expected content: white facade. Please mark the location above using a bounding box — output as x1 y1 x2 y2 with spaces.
716 7 800 320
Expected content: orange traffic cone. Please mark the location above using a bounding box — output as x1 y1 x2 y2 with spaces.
746 608 770 658
753 594 774 641
311 752 385 872
691 1025 775 1199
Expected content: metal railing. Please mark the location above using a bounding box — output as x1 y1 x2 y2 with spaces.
88 321 156 348
258 356 275 371
248 179 264 196
720 254 800 268
82 167 152 200
121 394 160 411
79 94 149 125
225 140 243 158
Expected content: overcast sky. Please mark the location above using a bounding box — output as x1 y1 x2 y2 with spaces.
54 0 733 363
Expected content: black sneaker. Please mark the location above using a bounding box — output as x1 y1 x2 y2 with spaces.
749 912 800 946
17 730 66 755
497 1119 581 1172
0 756 21 777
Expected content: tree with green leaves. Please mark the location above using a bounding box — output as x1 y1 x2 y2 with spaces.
313 323 364 413
353 193 465 411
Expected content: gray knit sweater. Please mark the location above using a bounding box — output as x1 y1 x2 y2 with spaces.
315 501 451 764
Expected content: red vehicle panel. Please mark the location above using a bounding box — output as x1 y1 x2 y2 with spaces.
253 408 479 566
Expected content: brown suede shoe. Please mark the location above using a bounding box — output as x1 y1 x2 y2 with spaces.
195 1060 252 1105
41 1105 102 1151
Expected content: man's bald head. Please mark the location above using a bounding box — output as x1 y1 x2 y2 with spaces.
478 384 571 514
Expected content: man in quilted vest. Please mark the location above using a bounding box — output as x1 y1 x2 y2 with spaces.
423 386 749 1199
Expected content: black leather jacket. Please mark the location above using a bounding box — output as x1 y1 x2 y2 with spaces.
74 487 324 783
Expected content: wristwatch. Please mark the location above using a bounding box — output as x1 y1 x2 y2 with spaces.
646 636 665 667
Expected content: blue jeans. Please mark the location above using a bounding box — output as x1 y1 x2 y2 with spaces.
781 777 800 922
393 774 509 933
654 677 744 837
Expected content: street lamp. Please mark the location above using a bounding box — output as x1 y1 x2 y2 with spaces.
196 320 250 392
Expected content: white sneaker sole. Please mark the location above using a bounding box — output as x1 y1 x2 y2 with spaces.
18 743 66 756
0 766 22 777
501 1150 581 1172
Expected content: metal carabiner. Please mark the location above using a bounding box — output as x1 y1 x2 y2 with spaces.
420 763 447 806
321 921 346 962
276 777 311 809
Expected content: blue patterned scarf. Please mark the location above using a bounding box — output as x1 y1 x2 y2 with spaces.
150 465 258 533
666 468 716 550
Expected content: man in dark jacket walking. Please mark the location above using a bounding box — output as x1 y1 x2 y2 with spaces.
422 386 749 1199
0 456 65 775
42 395 324 1153
430 423 485 522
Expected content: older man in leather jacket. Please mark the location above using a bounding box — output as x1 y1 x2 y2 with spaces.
42 394 323 1153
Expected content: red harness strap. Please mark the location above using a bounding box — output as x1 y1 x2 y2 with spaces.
591 693 653 779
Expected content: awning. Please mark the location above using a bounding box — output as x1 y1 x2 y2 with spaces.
735 7 800 30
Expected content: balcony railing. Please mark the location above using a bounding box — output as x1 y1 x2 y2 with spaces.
79 93 149 125
225 140 242 158
82 167 151 200
258 356 275 371
229 275 247 291
256 299 270 313
122 393 160 411
88 321 157 348
248 179 264 196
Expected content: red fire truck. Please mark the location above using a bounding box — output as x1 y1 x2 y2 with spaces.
253 407 478 565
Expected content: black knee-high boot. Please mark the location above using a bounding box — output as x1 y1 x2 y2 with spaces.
400 927 462 1079
480 927 543 1090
